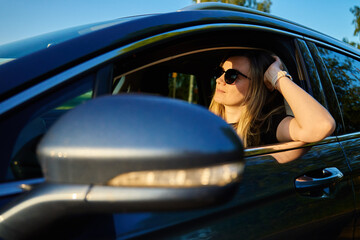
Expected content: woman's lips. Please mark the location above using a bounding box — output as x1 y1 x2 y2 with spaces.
216 89 225 93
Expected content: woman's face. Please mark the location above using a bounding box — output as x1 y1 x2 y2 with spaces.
213 56 251 107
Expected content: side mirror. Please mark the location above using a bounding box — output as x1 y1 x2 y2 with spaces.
0 95 244 238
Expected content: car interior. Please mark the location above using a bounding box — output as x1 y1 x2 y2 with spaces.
112 54 298 109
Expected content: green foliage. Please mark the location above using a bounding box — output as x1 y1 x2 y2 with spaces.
192 0 272 13
351 6 360 36
255 0 271 13
349 6 360 49
342 37 360 50
56 91 92 110
168 73 198 104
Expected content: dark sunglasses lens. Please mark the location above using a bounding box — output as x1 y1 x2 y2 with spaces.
224 69 238 84
213 66 224 79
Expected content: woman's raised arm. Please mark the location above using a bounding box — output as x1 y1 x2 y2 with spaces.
264 57 336 143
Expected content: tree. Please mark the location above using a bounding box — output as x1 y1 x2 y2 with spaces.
348 6 360 49
342 37 359 49
192 0 272 13
351 6 360 37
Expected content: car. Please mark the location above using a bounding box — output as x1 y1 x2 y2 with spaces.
0 2 360 239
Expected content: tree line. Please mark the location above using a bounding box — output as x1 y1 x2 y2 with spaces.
193 0 360 49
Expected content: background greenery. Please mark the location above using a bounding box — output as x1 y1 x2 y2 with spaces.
193 0 360 49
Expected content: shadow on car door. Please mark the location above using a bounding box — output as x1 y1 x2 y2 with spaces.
112 139 354 239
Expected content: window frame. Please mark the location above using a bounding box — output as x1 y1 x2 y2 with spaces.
105 23 325 154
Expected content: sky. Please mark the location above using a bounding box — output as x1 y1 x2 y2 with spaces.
0 0 359 46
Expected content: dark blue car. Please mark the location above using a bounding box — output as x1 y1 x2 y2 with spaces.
0 3 360 239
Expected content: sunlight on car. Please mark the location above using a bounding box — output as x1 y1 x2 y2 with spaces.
0 58 14 65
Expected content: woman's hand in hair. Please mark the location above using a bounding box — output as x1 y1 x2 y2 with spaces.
264 56 284 91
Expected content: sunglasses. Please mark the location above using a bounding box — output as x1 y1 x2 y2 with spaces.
213 66 251 84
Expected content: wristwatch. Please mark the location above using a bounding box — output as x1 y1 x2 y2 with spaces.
271 71 292 88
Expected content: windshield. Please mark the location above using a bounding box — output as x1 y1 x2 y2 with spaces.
0 15 146 65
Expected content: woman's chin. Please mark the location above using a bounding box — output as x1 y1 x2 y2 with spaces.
213 95 224 105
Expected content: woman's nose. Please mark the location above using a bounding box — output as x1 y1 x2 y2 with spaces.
216 75 226 85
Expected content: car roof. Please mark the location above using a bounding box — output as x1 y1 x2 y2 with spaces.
0 15 150 61
181 2 299 26
0 3 359 101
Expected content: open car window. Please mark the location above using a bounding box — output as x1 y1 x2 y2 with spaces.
112 49 298 105
110 46 301 151
109 27 299 110
112 71 199 104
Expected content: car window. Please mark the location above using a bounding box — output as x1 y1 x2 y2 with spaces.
317 47 360 133
112 71 199 104
5 83 93 181
111 45 304 149
169 72 199 104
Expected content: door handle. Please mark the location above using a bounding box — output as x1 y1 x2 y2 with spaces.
295 167 343 189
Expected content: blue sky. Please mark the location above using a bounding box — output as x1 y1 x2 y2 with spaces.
0 0 359 46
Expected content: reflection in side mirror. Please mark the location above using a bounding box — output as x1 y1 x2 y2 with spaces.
0 94 244 239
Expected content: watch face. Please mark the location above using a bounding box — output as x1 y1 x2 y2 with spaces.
285 73 293 80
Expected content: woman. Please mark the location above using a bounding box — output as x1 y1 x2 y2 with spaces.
209 51 335 148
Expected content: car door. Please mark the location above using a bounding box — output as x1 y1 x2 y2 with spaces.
102 24 356 239
308 41 360 238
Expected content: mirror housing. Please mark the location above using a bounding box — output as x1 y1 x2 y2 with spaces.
38 94 243 185
0 95 244 238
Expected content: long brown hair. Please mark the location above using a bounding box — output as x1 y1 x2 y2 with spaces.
209 50 284 147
